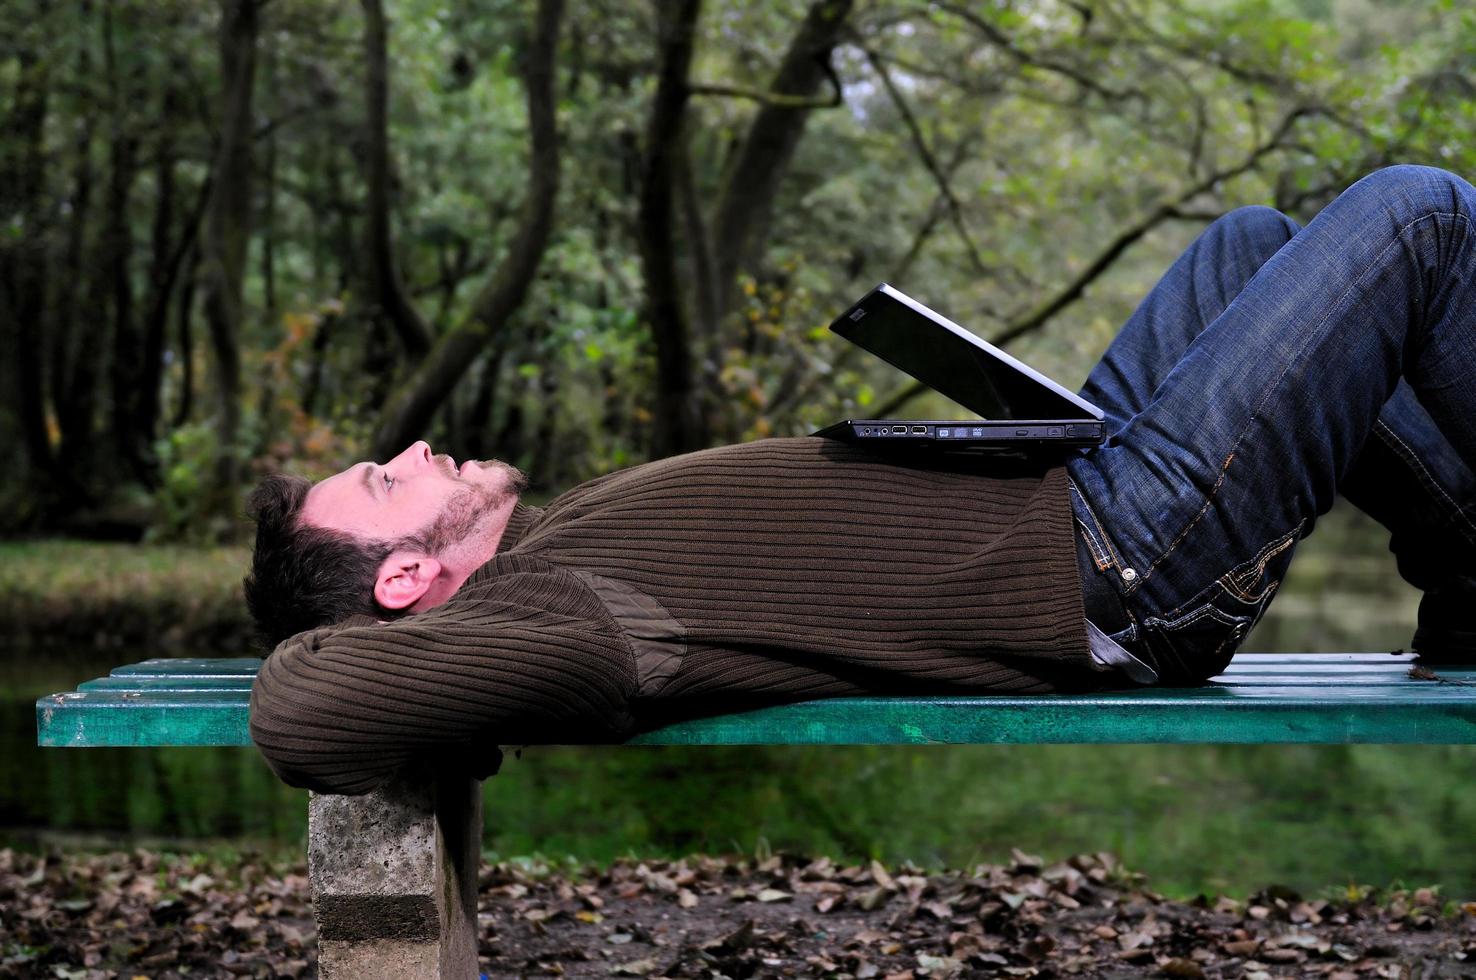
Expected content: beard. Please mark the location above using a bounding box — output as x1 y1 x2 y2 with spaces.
401 461 528 556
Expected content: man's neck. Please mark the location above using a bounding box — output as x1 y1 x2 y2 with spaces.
411 495 522 612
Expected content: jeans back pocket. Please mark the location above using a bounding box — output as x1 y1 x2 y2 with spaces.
1137 522 1302 684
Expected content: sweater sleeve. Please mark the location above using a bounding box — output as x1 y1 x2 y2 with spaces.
248 560 640 795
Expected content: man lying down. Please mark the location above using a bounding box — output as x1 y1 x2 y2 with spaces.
246 166 1476 795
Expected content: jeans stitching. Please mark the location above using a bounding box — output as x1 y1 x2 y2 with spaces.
1066 477 1112 569
1134 208 1471 590
1139 590 1252 683
1373 419 1476 551
1376 421 1445 505
1145 600 1247 632
1068 476 1147 646
1069 480 1128 574
1154 523 1296 624
1221 522 1302 603
1074 517 1112 572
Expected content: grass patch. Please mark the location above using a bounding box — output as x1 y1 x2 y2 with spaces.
0 540 252 649
10 740 1473 902
477 741 1476 901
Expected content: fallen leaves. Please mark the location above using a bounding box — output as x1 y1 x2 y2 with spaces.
2 845 1475 978
0 845 313 978
473 850 1476 978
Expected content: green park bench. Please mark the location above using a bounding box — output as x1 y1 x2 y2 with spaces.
37 651 1476 979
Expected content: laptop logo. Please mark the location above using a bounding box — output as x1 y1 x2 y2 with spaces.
848 308 867 321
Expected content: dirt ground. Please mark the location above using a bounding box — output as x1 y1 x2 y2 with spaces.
3 845 1475 979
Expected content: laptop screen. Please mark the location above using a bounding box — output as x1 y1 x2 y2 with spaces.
830 284 1104 421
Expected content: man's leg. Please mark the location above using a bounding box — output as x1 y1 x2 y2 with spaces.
1342 387 1476 657
1079 204 1476 608
1065 164 1476 682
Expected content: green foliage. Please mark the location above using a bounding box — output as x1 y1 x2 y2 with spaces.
148 423 228 545
7 0 1476 528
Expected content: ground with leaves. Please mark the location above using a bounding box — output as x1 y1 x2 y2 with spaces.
3 846 1476 979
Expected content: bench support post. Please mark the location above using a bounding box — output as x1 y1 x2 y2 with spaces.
308 768 482 978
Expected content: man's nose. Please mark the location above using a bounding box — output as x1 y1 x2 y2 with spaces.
389 440 433 469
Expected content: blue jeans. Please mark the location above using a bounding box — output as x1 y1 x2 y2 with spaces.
1066 164 1476 685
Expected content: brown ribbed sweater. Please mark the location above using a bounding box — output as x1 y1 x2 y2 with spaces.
249 437 1093 794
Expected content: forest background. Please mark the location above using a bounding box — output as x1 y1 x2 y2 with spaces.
5 0 1476 900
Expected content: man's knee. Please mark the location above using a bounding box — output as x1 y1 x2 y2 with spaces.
1195 205 1299 274
1347 164 1476 223
1214 204 1300 251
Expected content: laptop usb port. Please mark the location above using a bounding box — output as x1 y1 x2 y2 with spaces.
911 425 926 434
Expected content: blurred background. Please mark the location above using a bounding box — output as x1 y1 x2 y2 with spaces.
4 0 1476 899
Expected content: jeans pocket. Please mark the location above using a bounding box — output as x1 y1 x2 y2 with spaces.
1067 475 1131 577
1137 522 1302 684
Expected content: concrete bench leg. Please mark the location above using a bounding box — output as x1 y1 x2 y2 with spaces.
308 768 482 978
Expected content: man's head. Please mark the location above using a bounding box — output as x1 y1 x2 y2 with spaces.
244 440 526 649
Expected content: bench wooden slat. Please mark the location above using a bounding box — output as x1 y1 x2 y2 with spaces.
1219 653 1413 666
78 676 256 692
71 673 1476 696
1217 668 1476 682
36 691 249 747
1219 664 1458 675
109 657 262 677
36 653 1476 748
72 671 1471 693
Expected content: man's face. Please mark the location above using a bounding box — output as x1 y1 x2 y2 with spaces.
301 440 524 547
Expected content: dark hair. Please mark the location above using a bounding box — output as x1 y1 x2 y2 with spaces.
243 473 400 651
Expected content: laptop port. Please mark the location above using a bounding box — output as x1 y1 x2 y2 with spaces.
911 425 926 434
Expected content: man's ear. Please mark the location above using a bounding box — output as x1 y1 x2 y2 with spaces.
374 551 444 611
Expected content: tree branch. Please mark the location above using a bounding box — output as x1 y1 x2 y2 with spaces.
932 0 1147 105
856 40 993 281
708 0 855 322
687 61 843 108
371 0 564 457
867 107 1319 416
990 106 1313 347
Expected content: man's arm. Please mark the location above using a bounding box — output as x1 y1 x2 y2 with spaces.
248 567 640 795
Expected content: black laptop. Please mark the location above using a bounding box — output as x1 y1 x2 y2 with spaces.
812 283 1106 450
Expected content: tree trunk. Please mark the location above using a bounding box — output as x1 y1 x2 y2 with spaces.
252 45 280 461
96 0 149 489
362 0 434 360
459 342 508 463
139 89 209 473
200 0 259 506
259 45 277 328
637 0 708 459
371 0 564 460
136 107 177 487
105 134 142 482
708 0 852 321
51 3 97 504
172 242 201 430
3 46 55 490
301 308 339 419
